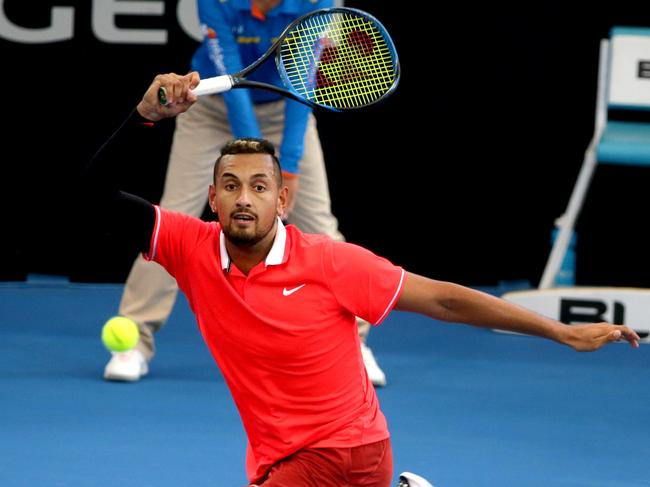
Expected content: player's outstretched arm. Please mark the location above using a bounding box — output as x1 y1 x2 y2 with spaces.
81 72 199 253
395 272 640 351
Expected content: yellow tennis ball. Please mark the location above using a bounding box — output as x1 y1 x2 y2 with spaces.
101 317 139 352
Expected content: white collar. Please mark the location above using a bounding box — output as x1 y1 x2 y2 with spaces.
220 217 286 270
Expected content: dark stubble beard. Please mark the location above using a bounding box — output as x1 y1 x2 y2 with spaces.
225 230 261 246
223 221 273 247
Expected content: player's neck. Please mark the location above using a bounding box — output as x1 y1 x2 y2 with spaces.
225 227 277 275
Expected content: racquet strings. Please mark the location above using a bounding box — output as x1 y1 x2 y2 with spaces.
279 10 398 109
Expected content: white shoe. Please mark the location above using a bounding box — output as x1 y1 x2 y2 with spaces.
361 343 387 387
397 472 434 487
103 349 149 382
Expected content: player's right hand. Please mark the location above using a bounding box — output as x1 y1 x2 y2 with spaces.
137 72 200 122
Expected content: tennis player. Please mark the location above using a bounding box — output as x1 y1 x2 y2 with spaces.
86 72 640 487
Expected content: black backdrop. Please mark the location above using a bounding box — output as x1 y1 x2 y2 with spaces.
2 1 650 286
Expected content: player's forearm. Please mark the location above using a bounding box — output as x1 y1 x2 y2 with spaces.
398 273 640 351
81 108 156 252
397 273 567 344
432 283 643 350
84 109 151 184
437 283 566 342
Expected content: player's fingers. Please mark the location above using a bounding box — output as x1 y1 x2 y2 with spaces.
156 73 187 105
151 74 170 102
177 72 199 103
171 78 185 104
157 72 197 106
607 326 640 348
608 329 622 342
186 90 198 103
179 75 195 102
186 71 201 89
618 326 640 348
153 74 177 105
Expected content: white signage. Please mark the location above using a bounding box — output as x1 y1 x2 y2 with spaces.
0 0 202 44
608 29 650 109
500 287 650 342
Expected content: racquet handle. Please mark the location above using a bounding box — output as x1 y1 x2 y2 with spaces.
158 75 234 105
192 75 234 96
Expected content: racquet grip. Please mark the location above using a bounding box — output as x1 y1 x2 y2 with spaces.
192 75 234 96
158 75 234 105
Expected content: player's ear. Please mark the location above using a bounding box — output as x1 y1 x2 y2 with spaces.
277 184 288 216
208 184 217 213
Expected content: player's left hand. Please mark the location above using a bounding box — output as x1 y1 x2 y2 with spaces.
562 323 640 351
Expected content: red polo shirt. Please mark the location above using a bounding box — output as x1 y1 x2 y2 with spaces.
146 207 405 483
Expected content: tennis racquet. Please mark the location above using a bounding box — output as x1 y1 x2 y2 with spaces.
158 7 400 111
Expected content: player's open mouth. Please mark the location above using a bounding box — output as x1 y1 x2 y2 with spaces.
233 213 255 222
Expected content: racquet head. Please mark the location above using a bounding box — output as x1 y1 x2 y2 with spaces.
276 8 400 111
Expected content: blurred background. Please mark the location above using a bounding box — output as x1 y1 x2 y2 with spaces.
2 0 650 287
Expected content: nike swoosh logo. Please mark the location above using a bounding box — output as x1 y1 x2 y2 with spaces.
283 284 306 296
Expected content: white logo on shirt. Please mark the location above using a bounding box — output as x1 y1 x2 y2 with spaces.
283 284 306 296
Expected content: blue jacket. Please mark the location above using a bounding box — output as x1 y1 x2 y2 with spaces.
192 0 334 174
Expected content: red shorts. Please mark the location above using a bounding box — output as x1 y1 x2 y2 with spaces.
250 438 393 487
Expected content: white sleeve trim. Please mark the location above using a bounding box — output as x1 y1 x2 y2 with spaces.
375 268 405 324
145 205 162 261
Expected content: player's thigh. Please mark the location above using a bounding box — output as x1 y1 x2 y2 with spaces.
348 439 393 487
252 440 392 487
255 447 349 487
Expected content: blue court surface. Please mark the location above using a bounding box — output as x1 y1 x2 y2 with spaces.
1 278 648 487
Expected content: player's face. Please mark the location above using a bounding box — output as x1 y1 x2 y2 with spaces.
209 153 286 246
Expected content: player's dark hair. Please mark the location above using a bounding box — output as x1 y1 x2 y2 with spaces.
213 137 282 186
